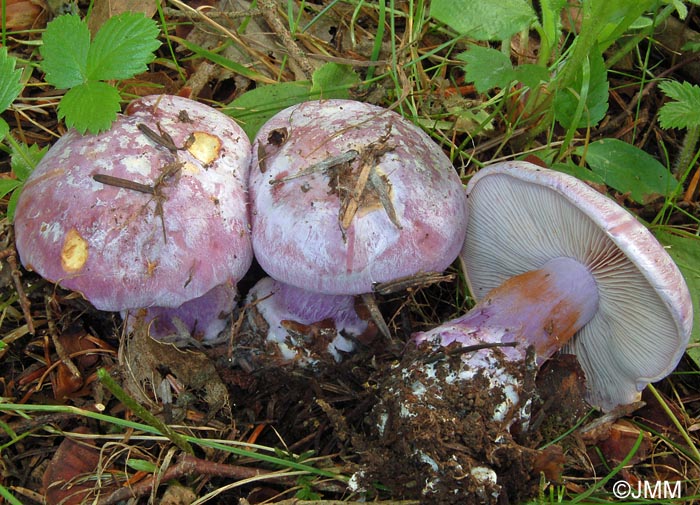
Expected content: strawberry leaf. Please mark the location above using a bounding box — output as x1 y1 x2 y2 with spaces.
58 82 121 134
40 14 90 89
459 45 516 93
0 47 23 113
658 80 700 130
40 12 161 134
430 0 536 40
87 12 161 81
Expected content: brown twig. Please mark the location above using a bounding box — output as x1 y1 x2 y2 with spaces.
96 454 342 504
257 0 314 79
167 0 279 83
92 174 155 195
683 165 700 202
373 271 456 295
0 411 84 438
338 124 395 231
269 150 357 184
162 6 261 20
45 296 81 381
422 342 519 365
361 293 391 341
6 251 35 335
340 157 375 230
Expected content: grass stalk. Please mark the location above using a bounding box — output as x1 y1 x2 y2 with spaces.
97 367 194 455
647 384 700 464
570 431 644 502
0 400 349 482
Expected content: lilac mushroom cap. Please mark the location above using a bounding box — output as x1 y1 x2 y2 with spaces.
461 161 693 410
14 95 253 339
249 99 469 295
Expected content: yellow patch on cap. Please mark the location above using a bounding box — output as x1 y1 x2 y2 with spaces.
187 131 222 165
61 228 88 273
180 161 200 175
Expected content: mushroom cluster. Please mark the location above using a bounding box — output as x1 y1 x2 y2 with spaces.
13 96 469 353
11 94 695 502
14 95 253 340
13 96 692 395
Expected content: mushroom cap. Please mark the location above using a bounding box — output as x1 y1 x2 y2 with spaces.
463 161 693 410
249 99 469 295
14 95 253 311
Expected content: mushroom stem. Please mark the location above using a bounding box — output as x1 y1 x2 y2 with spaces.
246 277 372 362
414 257 599 363
123 283 238 341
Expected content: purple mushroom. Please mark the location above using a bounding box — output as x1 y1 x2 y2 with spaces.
362 160 693 502
245 99 469 362
14 95 253 340
413 160 693 413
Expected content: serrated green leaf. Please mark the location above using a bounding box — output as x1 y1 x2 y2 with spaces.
659 80 700 103
577 138 680 203
40 14 90 88
430 0 536 40
0 179 21 200
0 48 23 113
310 63 359 97
11 142 47 181
459 45 515 93
0 118 8 142
87 12 160 81
58 82 121 134
6 186 23 223
553 47 609 129
658 80 700 130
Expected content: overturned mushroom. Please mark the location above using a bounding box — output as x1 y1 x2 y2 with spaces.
14 95 253 340
429 160 692 411
245 99 468 362
363 160 692 502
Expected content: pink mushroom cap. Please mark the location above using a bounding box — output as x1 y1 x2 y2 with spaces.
248 99 469 295
14 95 253 313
